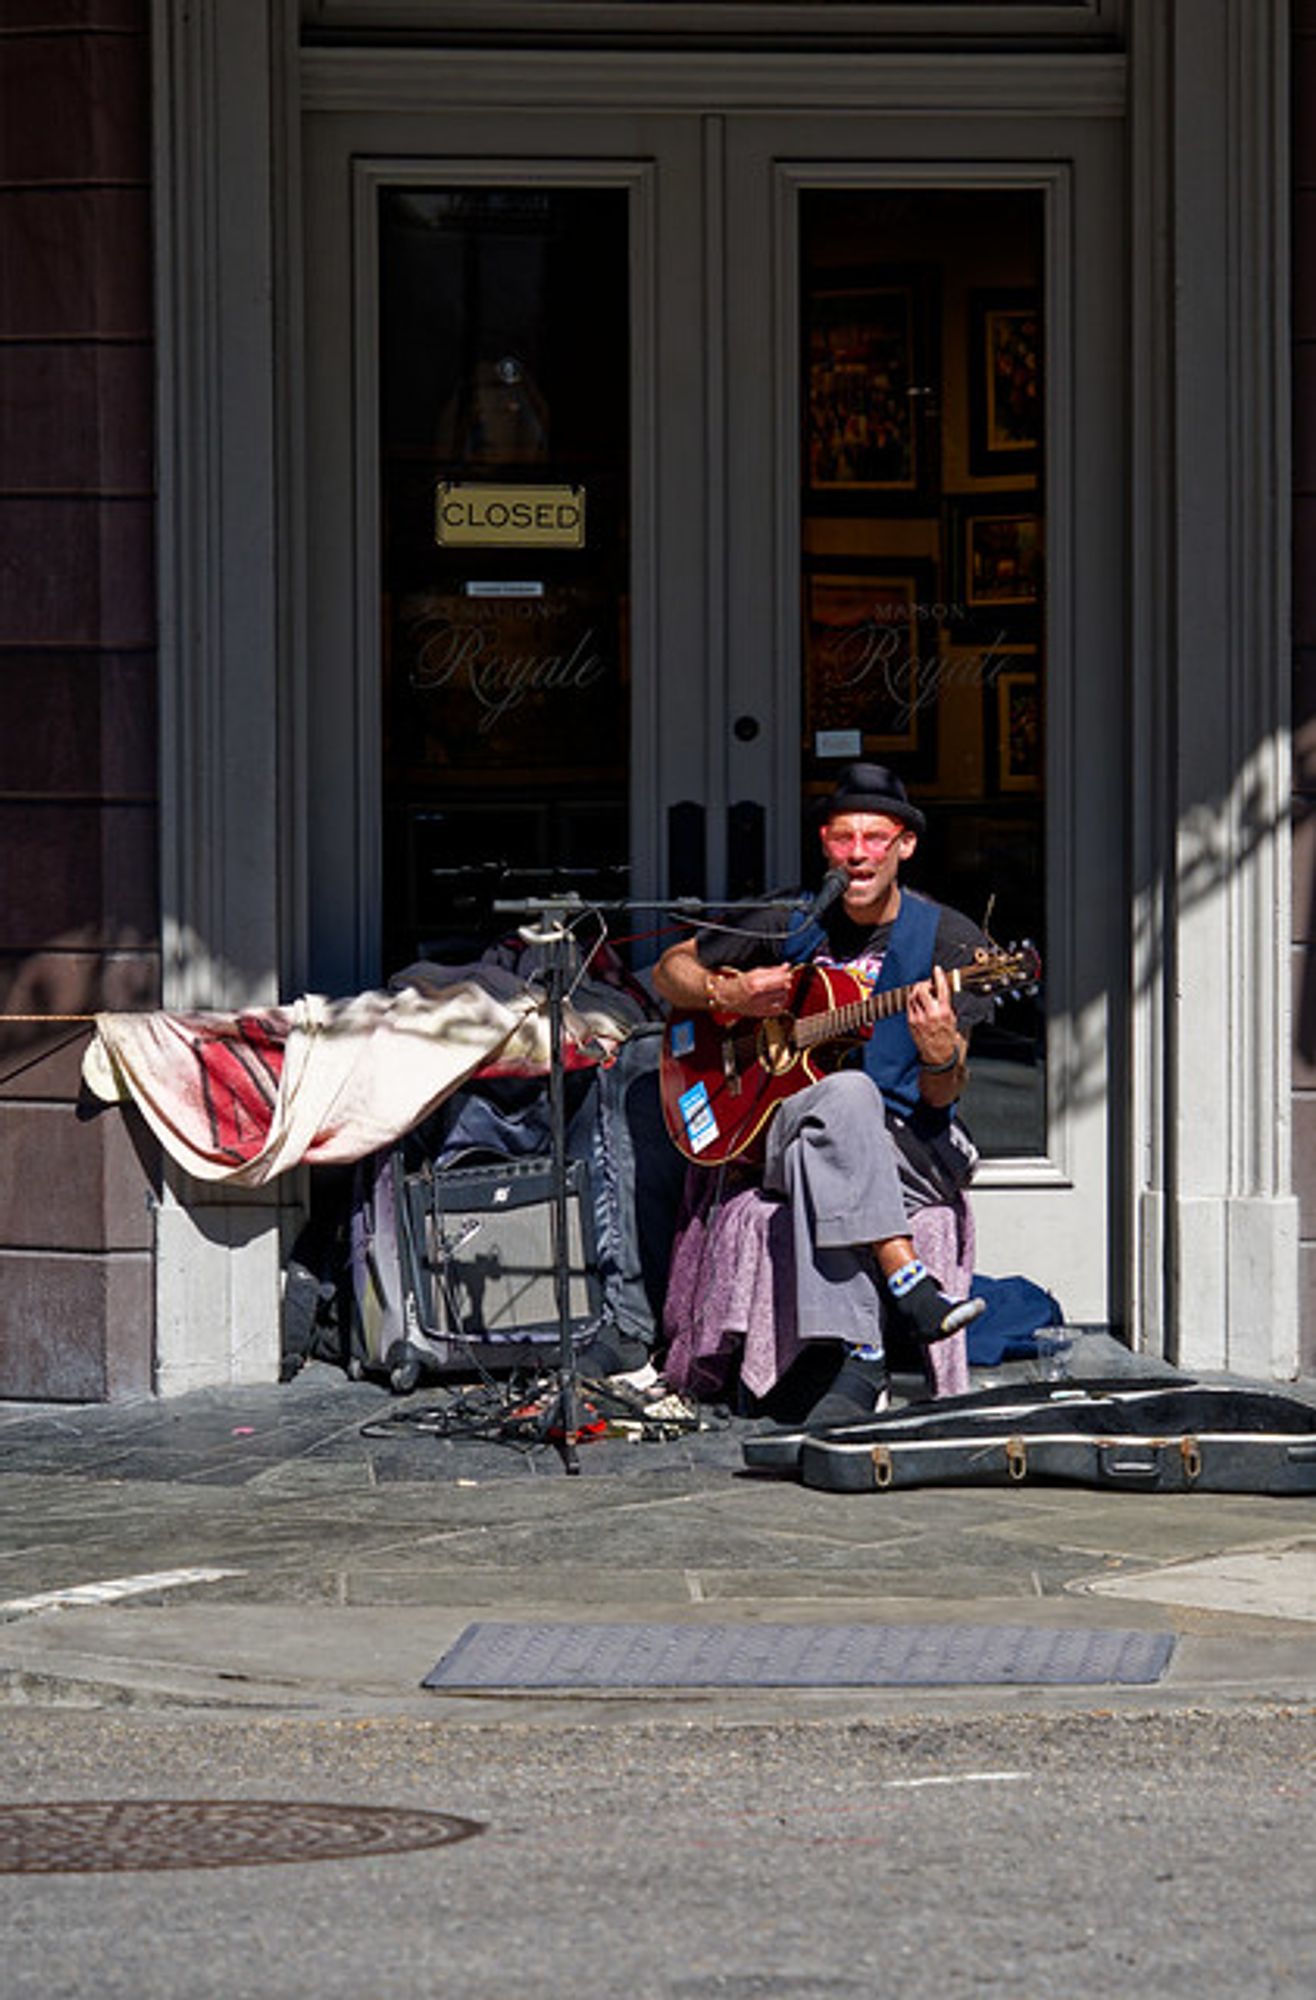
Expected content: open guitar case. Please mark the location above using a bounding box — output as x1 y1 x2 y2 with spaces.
743 1378 1316 1496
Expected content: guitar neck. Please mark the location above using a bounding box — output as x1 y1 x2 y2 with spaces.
793 965 963 1051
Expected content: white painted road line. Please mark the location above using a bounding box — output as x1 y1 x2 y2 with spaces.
0 1568 244 1615
882 1772 1033 1790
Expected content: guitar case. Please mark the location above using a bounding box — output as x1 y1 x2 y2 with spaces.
742 1379 1316 1496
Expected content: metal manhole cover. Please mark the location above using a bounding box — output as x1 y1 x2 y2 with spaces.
0 1801 484 1874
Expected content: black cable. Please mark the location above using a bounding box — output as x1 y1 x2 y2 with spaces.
359 1374 535 1444
358 1366 715 1448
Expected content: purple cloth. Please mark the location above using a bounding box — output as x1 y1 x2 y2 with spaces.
662 1172 798 1399
662 1169 973 1401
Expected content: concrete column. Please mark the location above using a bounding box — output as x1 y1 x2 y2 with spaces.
152 0 302 1387
1131 0 1298 1377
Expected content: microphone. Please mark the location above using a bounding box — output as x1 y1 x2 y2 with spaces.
803 867 849 922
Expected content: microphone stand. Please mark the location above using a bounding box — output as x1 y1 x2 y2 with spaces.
485 885 824 1473
493 899 586 1473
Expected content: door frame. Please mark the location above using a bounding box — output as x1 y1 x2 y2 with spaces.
337 153 662 991
714 133 1121 1313
298 115 715 996
152 1 1294 1385
301 97 1122 1314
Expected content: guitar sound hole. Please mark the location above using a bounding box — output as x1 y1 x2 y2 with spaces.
759 1018 796 1078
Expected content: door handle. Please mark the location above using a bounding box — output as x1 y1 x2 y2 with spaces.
727 800 765 899
667 800 705 900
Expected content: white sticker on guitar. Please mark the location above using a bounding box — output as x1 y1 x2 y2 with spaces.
677 1079 719 1153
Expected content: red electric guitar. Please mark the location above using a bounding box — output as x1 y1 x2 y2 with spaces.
659 944 1040 1167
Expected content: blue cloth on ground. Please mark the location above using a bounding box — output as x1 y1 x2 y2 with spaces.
965 1274 1065 1365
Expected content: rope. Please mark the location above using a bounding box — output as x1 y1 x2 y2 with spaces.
0 1014 98 1024
0 1022 98 1089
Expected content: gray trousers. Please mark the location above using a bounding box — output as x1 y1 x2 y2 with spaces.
761 1069 971 1348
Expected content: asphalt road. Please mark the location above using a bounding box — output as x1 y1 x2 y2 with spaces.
3 1705 1314 1999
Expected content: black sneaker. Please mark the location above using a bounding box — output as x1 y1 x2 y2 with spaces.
891 1275 986 1346
804 1352 890 1431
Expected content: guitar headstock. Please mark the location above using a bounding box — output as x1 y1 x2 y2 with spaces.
963 941 1041 999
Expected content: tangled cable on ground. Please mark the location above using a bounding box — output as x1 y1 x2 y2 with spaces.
359 1370 714 1450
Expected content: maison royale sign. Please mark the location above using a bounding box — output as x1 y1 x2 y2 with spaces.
434 481 585 548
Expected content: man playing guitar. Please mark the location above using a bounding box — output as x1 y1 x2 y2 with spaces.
653 760 989 1428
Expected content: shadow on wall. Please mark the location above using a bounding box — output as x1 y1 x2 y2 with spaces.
1296 793 1316 1069
1039 775 1302 1125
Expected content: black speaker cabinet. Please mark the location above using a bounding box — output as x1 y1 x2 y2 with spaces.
399 1155 600 1369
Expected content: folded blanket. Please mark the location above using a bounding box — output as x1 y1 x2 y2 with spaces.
662 1171 973 1401
82 978 626 1187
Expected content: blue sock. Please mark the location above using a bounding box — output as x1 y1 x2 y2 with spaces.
887 1259 930 1300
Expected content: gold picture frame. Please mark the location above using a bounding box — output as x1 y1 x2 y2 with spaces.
803 268 939 512
802 558 939 774
969 288 1042 477
994 668 1043 794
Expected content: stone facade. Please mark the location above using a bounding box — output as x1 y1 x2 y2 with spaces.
0 2 159 1398
0 3 1308 1398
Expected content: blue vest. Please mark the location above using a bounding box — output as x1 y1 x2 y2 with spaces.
782 889 941 1119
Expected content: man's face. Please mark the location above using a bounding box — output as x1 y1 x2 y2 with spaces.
819 811 917 916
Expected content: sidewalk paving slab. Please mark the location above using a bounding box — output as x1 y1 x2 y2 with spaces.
1 1355 1315 1722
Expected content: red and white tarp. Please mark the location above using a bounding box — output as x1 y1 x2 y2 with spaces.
82 980 624 1186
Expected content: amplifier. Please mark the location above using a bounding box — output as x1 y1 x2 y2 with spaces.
400 1155 599 1364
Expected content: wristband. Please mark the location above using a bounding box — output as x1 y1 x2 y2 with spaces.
919 1042 964 1076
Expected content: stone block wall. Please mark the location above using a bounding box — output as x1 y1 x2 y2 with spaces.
0 1 159 1398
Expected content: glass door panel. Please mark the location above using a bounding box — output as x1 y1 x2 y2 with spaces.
797 186 1046 1157
378 184 631 971
724 116 1121 1323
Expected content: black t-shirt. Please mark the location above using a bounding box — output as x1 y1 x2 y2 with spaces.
692 893 995 1031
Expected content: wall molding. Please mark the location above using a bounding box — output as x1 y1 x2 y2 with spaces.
153 0 285 1014
301 0 1124 47
302 45 1127 115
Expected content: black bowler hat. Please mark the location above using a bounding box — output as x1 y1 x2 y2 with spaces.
815 761 926 836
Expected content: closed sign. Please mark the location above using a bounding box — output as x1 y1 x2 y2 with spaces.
435 483 585 548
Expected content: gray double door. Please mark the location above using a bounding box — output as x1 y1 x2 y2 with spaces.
302 87 1124 1317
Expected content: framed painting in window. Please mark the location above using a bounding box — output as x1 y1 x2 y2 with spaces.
968 288 1042 478
803 267 939 513
989 662 1043 795
802 557 939 776
944 494 1043 636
